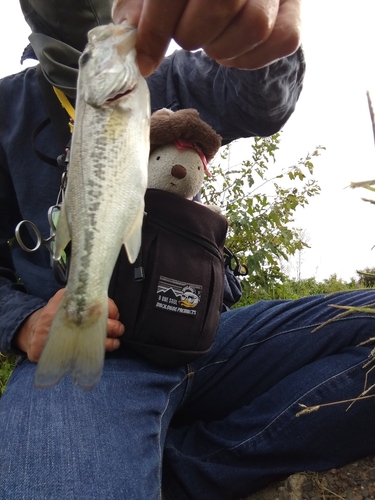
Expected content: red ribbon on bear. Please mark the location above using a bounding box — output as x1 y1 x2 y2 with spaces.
174 138 211 176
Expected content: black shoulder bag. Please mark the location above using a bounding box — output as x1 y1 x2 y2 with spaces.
108 189 228 367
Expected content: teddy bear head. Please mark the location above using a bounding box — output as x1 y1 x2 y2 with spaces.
148 108 222 199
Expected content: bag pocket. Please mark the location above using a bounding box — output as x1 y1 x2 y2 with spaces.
135 226 220 348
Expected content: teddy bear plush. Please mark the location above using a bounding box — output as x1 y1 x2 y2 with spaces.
147 108 222 208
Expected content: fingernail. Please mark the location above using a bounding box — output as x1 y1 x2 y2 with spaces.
119 324 125 335
137 53 158 77
113 339 120 349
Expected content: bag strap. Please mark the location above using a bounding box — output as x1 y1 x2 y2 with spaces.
35 65 72 157
34 65 73 283
223 246 248 276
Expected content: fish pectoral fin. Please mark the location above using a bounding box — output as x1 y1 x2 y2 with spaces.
123 204 144 264
116 25 137 57
54 201 71 260
34 298 107 391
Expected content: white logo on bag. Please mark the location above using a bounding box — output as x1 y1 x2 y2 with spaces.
155 276 202 316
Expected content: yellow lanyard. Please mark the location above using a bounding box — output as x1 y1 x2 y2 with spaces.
53 87 75 133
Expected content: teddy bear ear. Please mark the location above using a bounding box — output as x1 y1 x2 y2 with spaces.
155 108 174 117
162 108 174 114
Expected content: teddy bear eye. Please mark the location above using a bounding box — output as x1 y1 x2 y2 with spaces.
197 165 201 170
156 156 161 160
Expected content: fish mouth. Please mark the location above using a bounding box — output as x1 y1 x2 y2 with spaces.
106 85 136 103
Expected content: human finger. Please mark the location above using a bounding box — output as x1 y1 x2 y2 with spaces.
105 337 121 351
108 297 120 320
119 0 188 76
112 0 143 25
46 288 65 310
216 0 301 69
106 297 124 351
106 318 125 339
174 0 279 57
105 315 124 351
202 0 280 61
215 0 301 69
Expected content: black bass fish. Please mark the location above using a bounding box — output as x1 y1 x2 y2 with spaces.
35 23 150 390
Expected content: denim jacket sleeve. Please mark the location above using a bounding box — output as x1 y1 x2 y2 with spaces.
146 47 305 144
0 143 46 354
0 72 54 354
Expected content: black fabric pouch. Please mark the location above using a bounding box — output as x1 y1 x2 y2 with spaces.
108 189 228 367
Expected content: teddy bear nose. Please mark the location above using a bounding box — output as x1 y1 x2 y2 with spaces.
171 164 187 179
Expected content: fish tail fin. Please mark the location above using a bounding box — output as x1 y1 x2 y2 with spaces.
34 300 107 391
70 309 107 390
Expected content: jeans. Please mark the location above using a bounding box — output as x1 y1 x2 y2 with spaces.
1 290 375 500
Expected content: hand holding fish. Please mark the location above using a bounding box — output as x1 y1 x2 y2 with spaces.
112 0 301 76
15 290 125 363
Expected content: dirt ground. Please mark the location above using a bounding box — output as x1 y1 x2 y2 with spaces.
246 456 375 500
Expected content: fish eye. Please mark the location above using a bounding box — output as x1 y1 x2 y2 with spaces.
80 52 91 65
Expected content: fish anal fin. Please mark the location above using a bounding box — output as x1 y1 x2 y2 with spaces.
123 204 144 264
54 201 71 261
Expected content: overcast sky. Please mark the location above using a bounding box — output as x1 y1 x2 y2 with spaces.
1 0 375 282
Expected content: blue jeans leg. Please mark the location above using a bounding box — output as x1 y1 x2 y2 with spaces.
163 290 375 500
0 354 187 500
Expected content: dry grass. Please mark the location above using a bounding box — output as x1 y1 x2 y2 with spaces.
297 302 375 417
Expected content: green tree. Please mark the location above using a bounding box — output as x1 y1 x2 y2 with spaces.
202 133 323 302
357 267 375 288
235 274 361 307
